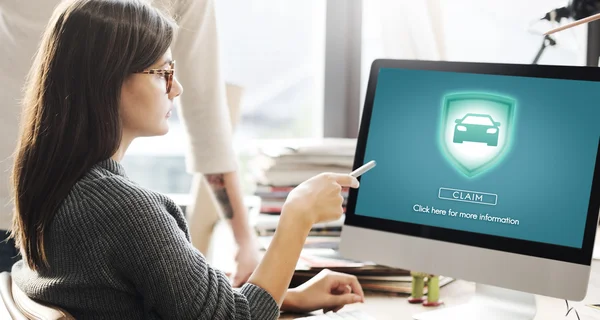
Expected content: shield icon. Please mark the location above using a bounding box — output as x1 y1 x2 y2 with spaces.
439 92 516 178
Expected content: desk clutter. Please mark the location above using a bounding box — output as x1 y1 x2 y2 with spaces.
257 234 453 296
247 138 454 297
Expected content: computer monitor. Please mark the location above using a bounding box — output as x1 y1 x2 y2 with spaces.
339 59 600 320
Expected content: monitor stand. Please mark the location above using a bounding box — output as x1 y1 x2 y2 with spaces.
413 283 536 320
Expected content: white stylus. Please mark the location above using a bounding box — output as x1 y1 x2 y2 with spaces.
350 160 376 178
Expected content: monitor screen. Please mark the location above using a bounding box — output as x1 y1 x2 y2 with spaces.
346 60 600 264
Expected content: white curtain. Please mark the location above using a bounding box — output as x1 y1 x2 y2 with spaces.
375 0 446 60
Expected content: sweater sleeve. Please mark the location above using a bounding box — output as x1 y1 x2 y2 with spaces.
96 179 279 319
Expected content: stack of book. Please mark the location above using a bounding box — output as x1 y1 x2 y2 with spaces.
249 138 356 215
254 185 350 215
251 213 345 237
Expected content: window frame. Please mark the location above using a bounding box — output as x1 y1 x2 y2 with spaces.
323 0 363 139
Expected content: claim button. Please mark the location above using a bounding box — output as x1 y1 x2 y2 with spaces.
438 188 497 206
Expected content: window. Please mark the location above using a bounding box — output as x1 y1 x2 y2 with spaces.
217 1 326 146
122 1 326 194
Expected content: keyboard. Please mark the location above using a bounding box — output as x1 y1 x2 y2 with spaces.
295 310 376 319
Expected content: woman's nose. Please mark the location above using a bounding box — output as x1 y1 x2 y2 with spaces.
169 77 183 99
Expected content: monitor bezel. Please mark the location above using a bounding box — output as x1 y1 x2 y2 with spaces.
344 59 600 266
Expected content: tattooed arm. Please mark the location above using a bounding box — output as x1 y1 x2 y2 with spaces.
205 172 236 219
205 171 260 286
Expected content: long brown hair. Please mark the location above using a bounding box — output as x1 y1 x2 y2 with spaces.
10 0 176 271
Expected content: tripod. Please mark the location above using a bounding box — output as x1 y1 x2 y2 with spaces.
531 34 557 64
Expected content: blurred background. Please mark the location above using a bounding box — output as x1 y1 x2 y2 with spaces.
121 0 593 197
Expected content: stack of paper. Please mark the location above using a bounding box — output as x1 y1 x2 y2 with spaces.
249 138 356 215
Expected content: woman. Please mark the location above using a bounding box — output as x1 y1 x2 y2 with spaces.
9 0 364 319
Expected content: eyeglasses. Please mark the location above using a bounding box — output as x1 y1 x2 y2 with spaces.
137 60 175 94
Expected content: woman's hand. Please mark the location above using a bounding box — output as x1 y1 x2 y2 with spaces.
281 269 365 314
283 173 359 228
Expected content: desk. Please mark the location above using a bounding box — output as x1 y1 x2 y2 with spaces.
208 222 600 319
279 260 600 319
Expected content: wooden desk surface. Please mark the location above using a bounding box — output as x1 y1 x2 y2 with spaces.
209 222 600 319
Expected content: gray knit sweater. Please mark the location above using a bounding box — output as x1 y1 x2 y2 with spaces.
11 159 280 319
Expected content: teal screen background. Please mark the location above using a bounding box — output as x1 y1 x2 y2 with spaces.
355 68 600 248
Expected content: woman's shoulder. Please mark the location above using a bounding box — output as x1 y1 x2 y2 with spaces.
62 162 180 221
51 161 190 249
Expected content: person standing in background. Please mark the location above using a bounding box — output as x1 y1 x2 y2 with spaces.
0 0 261 285
152 0 261 287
